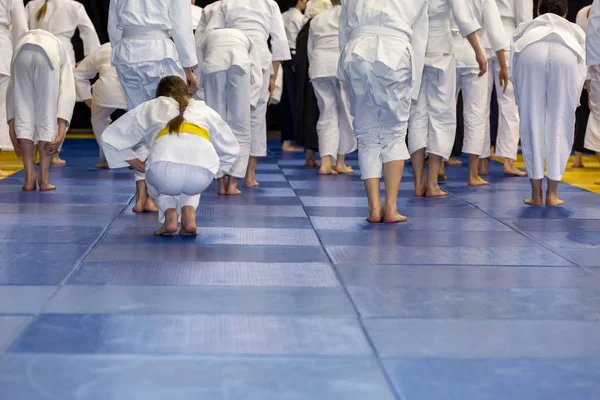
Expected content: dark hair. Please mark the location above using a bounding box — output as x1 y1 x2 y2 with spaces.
36 0 49 22
155 76 190 134
538 0 568 16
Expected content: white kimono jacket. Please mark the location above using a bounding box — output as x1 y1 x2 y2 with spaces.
495 0 533 27
74 43 127 110
308 5 342 80
194 1 221 48
587 0 600 66
191 4 203 29
102 97 239 175
0 0 28 77
25 0 100 64
7 29 76 125
282 6 303 50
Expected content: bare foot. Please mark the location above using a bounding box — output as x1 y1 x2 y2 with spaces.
132 200 145 213
245 179 259 188
282 144 304 153
335 164 354 174
595 180 600 185
383 210 407 223
546 196 564 207
180 206 198 236
414 178 427 197
38 182 56 192
479 159 489 176
524 197 543 206
154 209 178 236
144 197 159 213
571 161 585 168
217 177 228 195
95 161 109 169
438 174 448 182
319 166 338 175
468 176 490 187
305 160 318 168
366 208 383 223
503 164 527 177
447 157 463 166
22 181 36 192
51 154 66 166
426 185 448 197
226 186 242 195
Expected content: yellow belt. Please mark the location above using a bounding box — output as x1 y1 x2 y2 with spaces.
155 122 211 142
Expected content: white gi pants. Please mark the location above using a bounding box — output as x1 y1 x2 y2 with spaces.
456 68 488 156
341 50 412 180
250 67 271 157
0 74 11 150
585 66 600 153
512 37 582 181
408 55 457 161
146 161 214 223
91 104 118 160
204 67 251 178
483 50 520 159
312 76 357 160
13 44 59 143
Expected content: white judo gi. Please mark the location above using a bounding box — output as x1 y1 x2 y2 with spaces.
108 0 198 181
0 0 28 151
453 0 509 156
585 1 600 154
191 4 203 29
194 1 220 47
511 14 586 181
481 0 533 160
25 0 100 65
74 43 128 160
282 6 303 52
309 5 356 160
338 0 428 180
205 0 291 158
407 0 481 161
7 30 76 143
195 28 263 178
101 97 240 222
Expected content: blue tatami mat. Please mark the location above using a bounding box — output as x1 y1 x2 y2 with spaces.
1 139 599 399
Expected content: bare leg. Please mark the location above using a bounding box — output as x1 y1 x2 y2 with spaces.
217 176 228 195
282 140 303 152
226 176 242 195
467 154 489 187
572 151 584 168
411 148 427 197
245 156 260 187
51 152 66 166
20 139 37 191
154 208 178 236
364 177 383 223
95 160 109 169
546 179 564 206
37 141 55 191
447 156 463 166
319 156 338 175
426 154 447 197
503 158 527 177
133 180 158 213
438 162 447 182
335 154 354 174
305 149 317 168
524 178 543 206
479 158 489 176
180 205 199 236
382 160 407 223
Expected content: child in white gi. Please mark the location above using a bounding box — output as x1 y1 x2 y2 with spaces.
7 30 76 191
511 0 586 206
308 0 357 176
102 76 240 236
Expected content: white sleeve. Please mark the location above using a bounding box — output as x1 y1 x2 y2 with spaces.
269 3 292 62
6 75 15 122
107 0 122 48
483 0 510 53
73 51 99 101
249 38 264 108
194 10 210 48
206 108 240 172
192 39 207 100
75 4 101 57
588 1 600 66
515 0 534 26
171 0 198 68
410 3 428 101
10 0 28 41
203 5 225 37
449 0 481 37
339 3 349 50
307 22 315 65
57 52 77 125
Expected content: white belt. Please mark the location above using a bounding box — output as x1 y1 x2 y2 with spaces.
122 28 170 40
348 27 410 42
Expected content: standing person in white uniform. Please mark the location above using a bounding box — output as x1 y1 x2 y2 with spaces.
479 0 533 177
454 0 510 186
0 0 27 178
102 76 239 236
511 0 586 206
339 0 429 223
309 0 356 175
74 42 127 169
205 0 291 188
408 0 487 198
195 28 263 195
191 0 203 30
280 0 306 153
7 30 76 191
108 0 198 213
584 0 600 185
26 0 101 166
194 0 220 47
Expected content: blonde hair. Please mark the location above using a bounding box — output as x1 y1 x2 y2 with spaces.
36 0 49 22
303 0 332 23
155 76 191 134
